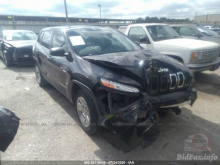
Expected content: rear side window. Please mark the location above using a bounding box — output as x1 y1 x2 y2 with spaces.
51 30 65 48
41 30 53 49
128 27 148 42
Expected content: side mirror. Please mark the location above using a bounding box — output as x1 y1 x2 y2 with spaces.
50 47 67 56
140 36 150 44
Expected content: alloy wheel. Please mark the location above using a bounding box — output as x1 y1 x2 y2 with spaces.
77 97 91 128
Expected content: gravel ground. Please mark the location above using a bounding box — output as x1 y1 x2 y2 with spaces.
0 60 220 161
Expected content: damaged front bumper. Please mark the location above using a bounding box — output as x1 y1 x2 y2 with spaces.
97 94 159 153
96 87 197 153
151 87 197 108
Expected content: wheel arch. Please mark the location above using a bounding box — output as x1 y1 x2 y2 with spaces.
71 80 101 116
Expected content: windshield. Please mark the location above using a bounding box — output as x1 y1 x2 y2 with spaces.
197 27 218 36
66 27 141 56
146 25 180 41
4 31 37 41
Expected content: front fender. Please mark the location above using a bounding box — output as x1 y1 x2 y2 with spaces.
71 80 101 116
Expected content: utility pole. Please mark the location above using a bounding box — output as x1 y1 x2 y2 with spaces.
98 4 101 22
64 0 69 23
195 13 197 23
206 12 209 25
12 15 15 30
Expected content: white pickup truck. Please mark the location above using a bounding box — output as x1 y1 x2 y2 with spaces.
124 24 220 72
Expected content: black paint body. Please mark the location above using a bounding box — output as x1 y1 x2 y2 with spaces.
33 26 197 152
0 106 20 152
0 30 35 65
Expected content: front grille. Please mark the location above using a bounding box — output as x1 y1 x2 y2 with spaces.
202 49 219 63
192 49 219 64
149 72 187 94
15 47 32 55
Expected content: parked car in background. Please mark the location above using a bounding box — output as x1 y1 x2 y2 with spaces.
33 26 197 152
0 30 37 67
125 24 220 72
171 24 220 44
204 26 213 29
204 26 220 34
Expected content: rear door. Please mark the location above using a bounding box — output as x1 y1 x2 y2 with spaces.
37 30 54 82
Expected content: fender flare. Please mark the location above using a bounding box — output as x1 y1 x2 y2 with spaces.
71 80 101 116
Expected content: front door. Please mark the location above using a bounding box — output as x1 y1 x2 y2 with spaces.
46 30 71 96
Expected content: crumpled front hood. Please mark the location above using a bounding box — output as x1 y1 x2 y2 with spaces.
155 38 219 50
83 50 191 77
5 40 35 48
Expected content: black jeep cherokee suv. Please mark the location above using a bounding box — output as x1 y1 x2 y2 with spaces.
33 26 197 152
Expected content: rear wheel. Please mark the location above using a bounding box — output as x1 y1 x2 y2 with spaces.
35 64 48 87
75 90 97 134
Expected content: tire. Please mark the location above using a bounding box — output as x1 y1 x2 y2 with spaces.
75 89 98 134
3 52 13 67
35 63 48 87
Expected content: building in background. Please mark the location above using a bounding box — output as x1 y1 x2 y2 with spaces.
194 14 220 27
0 15 135 34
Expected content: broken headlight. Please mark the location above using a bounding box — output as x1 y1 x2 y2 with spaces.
101 78 139 93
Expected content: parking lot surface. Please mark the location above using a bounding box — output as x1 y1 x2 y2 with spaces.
0 60 220 161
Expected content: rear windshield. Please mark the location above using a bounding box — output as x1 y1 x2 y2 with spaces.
4 31 37 41
66 27 141 57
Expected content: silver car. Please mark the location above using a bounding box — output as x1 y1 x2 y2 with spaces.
171 24 220 44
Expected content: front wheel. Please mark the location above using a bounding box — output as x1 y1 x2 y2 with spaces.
75 90 98 134
35 64 48 87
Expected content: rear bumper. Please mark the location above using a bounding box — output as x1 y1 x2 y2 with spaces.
186 57 220 72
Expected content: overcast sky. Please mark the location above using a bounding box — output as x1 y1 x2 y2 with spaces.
0 0 219 19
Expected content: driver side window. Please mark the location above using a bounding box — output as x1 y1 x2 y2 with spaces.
128 27 149 43
52 30 66 48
